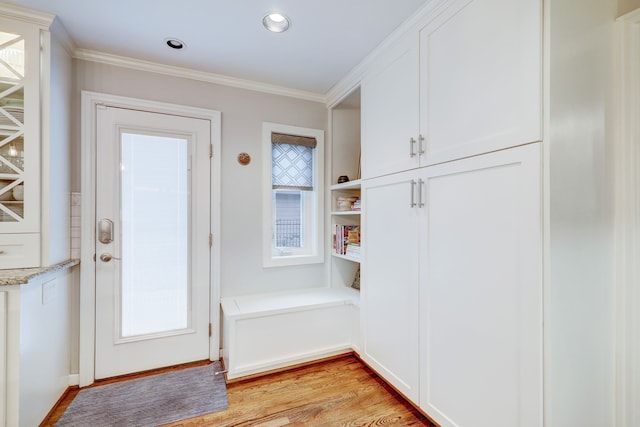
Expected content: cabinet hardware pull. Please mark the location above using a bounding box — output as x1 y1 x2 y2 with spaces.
418 179 425 208
409 137 417 158
418 134 425 156
0 250 4 255
410 180 417 207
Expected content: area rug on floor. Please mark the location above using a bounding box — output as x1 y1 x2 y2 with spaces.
56 362 228 427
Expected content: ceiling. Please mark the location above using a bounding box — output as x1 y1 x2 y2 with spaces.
4 0 428 97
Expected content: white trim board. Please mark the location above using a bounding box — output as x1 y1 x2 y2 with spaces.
615 8 640 427
79 91 222 387
74 49 325 104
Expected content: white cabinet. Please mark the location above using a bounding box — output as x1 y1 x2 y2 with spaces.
0 5 71 269
361 170 421 403
1 264 79 427
0 16 41 268
360 0 542 177
361 34 420 179
419 143 542 427
419 0 542 166
361 143 542 422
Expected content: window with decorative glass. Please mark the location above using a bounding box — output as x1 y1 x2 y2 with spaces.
262 123 324 267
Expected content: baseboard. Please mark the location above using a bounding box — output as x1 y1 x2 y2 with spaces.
68 374 79 386
225 351 356 384
227 347 354 381
353 353 440 427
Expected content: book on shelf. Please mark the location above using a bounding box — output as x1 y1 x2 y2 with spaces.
334 224 360 256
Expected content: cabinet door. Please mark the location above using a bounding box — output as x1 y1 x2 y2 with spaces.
420 0 542 165
361 170 422 403
419 143 542 427
0 17 40 235
362 35 420 179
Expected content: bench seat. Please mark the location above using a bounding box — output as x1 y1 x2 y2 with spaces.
221 287 359 380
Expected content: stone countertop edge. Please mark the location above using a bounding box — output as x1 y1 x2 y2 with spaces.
0 259 80 286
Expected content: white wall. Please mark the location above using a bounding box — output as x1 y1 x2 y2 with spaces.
547 0 617 425
72 60 329 297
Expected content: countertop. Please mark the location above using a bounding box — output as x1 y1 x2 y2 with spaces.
0 259 80 286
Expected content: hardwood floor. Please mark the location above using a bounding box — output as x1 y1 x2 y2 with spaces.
43 354 436 426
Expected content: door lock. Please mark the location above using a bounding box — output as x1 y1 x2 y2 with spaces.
98 219 114 244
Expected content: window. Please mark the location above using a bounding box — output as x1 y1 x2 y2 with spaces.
262 123 324 267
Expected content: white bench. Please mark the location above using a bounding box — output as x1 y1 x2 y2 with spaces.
221 287 360 380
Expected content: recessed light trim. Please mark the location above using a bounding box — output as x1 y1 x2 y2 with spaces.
262 13 290 33
165 38 185 50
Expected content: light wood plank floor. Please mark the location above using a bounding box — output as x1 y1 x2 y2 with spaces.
43 354 436 426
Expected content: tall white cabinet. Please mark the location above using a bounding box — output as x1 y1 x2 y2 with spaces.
0 4 71 269
418 144 542 427
357 0 544 425
361 169 422 402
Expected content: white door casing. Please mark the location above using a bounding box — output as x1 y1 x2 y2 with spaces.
80 92 221 386
615 9 640 427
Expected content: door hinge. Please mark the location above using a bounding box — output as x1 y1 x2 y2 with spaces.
209 144 213 158
209 233 213 247
209 323 212 337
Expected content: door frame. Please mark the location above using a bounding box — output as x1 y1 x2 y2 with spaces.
79 91 221 387
615 9 640 427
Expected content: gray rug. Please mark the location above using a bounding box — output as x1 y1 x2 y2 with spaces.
56 362 228 427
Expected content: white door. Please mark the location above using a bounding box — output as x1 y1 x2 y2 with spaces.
419 143 542 426
361 169 421 403
95 106 211 379
419 0 542 165
361 34 420 179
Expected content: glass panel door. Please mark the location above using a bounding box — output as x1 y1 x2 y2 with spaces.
0 30 25 223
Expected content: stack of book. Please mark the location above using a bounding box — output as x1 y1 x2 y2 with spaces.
351 198 361 211
334 225 360 259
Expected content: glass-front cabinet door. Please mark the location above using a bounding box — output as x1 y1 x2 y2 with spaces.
0 18 40 234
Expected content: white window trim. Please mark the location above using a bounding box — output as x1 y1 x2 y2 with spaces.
262 122 324 267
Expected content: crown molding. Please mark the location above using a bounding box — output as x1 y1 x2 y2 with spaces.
50 18 76 56
0 2 54 28
325 0 448 107
73 48 326 104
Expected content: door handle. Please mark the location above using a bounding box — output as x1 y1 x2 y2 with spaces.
418 179 425 208
409 137 417 158
100 253 121 262
410 180 417 208
98 219 114 244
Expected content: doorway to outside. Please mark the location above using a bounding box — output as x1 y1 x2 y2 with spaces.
80 92 221 386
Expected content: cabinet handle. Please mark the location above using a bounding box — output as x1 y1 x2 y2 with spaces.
0 250 4 255
410 180 417 207
418 134 425 156
418 179 425 208
409 137 417 158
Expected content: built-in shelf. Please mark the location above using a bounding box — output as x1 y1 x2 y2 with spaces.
331 210 361 216
330 179 361 191
332 253 361 263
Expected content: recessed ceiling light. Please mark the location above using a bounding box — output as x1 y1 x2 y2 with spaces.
262 13 290 33
165 38 185 50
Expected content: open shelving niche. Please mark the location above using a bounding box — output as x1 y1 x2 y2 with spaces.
328 87 361 297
